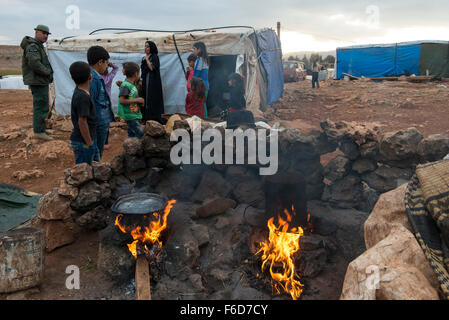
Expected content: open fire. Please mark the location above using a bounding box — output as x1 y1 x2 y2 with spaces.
256 205 307 300
114 199 177 263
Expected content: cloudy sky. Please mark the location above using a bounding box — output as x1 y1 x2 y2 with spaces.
1 0 449 52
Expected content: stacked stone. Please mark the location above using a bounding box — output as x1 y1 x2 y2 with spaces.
277 128 336 201
320 120 449 213
31 161 113 251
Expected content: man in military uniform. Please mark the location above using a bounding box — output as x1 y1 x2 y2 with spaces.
20 24 54 141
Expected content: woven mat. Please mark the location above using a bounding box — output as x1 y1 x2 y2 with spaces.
405 160 449 299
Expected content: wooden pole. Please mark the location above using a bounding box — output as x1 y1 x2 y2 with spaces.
135 255 151 300
277 22 281 40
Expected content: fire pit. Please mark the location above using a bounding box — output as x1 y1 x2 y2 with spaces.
111 192 176 300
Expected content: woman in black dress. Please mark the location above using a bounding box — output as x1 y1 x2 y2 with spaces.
141 41 165 124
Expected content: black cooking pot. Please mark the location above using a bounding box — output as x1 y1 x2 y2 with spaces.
111 193 167 215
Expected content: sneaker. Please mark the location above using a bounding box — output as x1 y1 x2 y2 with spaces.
33 132 54 141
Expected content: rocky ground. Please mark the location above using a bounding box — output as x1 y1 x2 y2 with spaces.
1 78 449 300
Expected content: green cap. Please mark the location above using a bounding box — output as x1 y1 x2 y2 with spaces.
34 24 51 34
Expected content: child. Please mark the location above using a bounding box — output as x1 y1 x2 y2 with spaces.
68 61 98 165
227 73 246 112
185 77 206 117
87 45 114 162
185 54 196 92
100 62 119 150
118 62 145 138
192 42 209 117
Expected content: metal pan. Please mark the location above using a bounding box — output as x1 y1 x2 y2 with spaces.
111 193 167 215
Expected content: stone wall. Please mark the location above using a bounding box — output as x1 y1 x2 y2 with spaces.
31 118 449 254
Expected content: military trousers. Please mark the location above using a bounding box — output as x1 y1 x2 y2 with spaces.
29 85 49 133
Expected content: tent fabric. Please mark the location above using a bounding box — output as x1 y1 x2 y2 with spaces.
395 44 421 76
0 183 41 232
256 29 284 105
336 41 447 79
48 50 191 115
0 76 28 90
47 28 283 116
419 43 449 78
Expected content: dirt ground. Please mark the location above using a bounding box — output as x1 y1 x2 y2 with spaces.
1 78 448 300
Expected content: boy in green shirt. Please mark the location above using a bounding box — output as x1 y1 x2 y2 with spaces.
118 62 145 138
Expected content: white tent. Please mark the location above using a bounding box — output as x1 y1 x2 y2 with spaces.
47 27 283 117
0 75 28 90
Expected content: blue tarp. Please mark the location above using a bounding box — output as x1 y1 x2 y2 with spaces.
257 29 284 105
336 43 421 79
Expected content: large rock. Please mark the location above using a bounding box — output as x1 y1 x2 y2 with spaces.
110 154 125 176
320 119 378 145
124 155 146 173
37 188 72 220
144 120 166 137
352 159 377 175
64 163 93 186
123 138 143 156
376 265 439 300
340 139 360 160
358 182 379 213
379 127 423 161
323 156 351 182
196 198 237 218
232 180 265 209
307 201 369 261
92 162 112 182
364 183 412 249
32 217 79 252
142 134 171 156
155 169 200 200
191 170 232 203
362 166 411 193
359 140 379 158
417 134 449 162
322 175 362 209
57 180 79 200
75 205 108 231
71 181 110 211
340 225 440 300
279 129 321 161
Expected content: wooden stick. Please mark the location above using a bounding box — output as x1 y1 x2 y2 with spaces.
135 255 151 300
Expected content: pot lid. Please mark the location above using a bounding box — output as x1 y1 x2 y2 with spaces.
111 193 167 215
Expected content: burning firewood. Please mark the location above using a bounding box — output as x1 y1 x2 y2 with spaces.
255 206 305 300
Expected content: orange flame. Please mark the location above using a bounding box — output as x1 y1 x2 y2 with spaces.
115 199 177 259
256 206 304 300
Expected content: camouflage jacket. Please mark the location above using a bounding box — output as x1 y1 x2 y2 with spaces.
20 36 53 86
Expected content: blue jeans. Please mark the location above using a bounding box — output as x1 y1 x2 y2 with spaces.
94 108 112 162
70 140 98 165
94 123 110 162
312 72 320 88
127 119 144 138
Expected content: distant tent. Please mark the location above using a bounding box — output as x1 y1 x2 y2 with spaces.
336 41 449 79
46 27 284 117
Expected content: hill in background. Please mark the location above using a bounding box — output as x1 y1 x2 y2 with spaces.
0 45 21 73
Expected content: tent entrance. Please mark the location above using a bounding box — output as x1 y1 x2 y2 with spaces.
207 55 238 115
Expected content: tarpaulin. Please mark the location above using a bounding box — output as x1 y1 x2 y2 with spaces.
336 41 446 79
256 29 284 105
337 46 396 79
419 43 449 78
0 183 41 232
